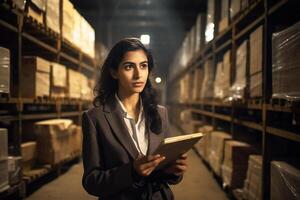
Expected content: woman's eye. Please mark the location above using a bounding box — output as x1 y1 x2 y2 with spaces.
124 65 133 70
140 64 148 69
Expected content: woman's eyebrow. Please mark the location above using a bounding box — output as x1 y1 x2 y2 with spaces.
139 61 148 64
122 61 135 65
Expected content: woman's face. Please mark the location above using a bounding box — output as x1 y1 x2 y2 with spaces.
112 49 149 95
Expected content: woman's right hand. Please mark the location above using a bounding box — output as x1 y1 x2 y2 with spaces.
133 154 165 177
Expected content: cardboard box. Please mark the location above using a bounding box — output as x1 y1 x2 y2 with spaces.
21 57 50 98
192 68 203 101
221 140 257 189
80 16 95 58
195 14 204 53
208 131 232 175
250 72 262 98
67 69 82 99
201 59 214 99
243 155 262 200
8 156 22 185
21 142 37 172
250 26 263 75
196 125 214 160
34 119 73 165
223 50 231 98
0 158 9 191
62 0 74 44
31 0 46 11
214 62 225 99
0 47 10 94
230 0 241 19
12 0 25 10
219 0 229 32
0 128 8 159
271 161 300 200
46 0 60 34
51 62 67 98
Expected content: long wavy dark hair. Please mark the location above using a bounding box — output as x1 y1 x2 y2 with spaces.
93 38 162 134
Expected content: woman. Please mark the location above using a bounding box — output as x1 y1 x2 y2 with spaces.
82 38 188 200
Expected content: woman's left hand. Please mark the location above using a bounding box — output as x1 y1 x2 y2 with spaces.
163 153 188 176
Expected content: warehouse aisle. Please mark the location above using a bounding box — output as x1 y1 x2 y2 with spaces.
25 126 228 200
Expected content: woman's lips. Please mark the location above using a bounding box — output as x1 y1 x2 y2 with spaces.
132 82 144 87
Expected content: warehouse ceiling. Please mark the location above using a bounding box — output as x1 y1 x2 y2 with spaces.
72 0 206 81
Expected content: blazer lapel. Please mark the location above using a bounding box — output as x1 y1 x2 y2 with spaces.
147 127 164 155
103 97 140 159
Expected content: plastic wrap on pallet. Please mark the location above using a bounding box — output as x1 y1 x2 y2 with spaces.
230 0 241 19
219 0 229 33
223 50 231 98
230 40 248 100
0 129 8 159
63 0 74 44
250 26 263 75
208 131 232 176
195 14 203 53
31 0 46 12
46 0 60 34
271 160 300 200
272 21 300 101
214 62 225 99
250 72 262 98
0 47 10 94
21 57 50 98
8 156 22 185
201 59 214 99
0 158 8 191
243 155 262 200
205 0 215 43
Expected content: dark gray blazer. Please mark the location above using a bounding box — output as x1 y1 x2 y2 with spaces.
81 96 182 200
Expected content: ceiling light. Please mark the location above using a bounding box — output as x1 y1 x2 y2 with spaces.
140 34 150 45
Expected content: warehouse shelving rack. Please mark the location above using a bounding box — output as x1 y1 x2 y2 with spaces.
167 0 300 199
0 2 96 199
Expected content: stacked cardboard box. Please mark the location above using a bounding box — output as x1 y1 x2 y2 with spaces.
51 62 67 98
214 62 225 99
27 0 46 24
21 141 37 173
80 73 93 101
0 128 8 191
80 17 95 58
230 0 241 20
201 59 214 99
250 26 263 98
12 0 25 10
205 0 215 43
62 0 74 44
221 140 257 189
0 158 9 192
34 119 73 165
46 0 60 34
195 14 204 53
8 156 22 185
231 41 248 100
243 155 262 200
21 57 50 98
0 128 8 158
192 68 204 101
272 21 300 100
223 50 231 98
67 69 82 99
219 0 229 33
195 125 214 161
0 47 10 93
208 131 232 176
271 160 300 200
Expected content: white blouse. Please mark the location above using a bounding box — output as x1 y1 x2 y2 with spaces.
115 94 148 156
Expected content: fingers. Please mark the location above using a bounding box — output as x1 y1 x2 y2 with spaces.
134 154 165 177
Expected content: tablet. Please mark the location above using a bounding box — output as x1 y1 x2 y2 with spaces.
153 132 204 169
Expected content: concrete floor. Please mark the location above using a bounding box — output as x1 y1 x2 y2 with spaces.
25 126 229 200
